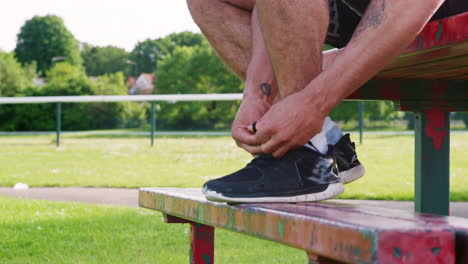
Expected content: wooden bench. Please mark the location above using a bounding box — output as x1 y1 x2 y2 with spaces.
139 13 468 264
325 12 468 216
139 188 468 264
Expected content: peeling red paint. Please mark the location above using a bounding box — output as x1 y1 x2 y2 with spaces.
431 81 449 108
424 81 453 150
190 223 214 264
377 81 402 100
424 108 448 150
164 215 215 264
405 12 468 54
377 231 455 264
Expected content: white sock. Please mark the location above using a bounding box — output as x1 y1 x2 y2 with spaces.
305 117 343 154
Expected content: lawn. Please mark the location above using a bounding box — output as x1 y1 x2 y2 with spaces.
1 134 467 200
0 197 306 264
1 134 467 263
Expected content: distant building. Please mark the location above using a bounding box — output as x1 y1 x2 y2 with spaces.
32 78 45 86
127 73 156 95
88 76 101 82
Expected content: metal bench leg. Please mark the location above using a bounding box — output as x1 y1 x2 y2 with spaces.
165 215 215 264
190 223 214 264
414 109 450 215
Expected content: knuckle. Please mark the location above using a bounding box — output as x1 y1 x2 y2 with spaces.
272 151 283 158
276 135 287 143
261 145 273 154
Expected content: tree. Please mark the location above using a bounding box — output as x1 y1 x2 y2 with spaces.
45 62 87 88
165 32 204 53
0 51 35 97
130 39 168 75
0 62 124 131
92 72 128 95
81 44 129 76
14 15 82 75
130 32 204 75
329 101 398 124
155 40 242 129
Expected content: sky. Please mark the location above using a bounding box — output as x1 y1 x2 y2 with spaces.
0 0 201 52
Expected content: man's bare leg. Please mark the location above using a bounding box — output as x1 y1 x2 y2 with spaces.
186 0 254 80
256 0 329 98
188 0 353 158
254 0 331 156
187 0 277 154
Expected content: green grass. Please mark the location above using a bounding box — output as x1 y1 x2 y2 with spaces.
1 134 468 201
0 197 306 264
1 134 467 263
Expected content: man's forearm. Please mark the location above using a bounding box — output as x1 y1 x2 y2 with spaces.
303 0 445 114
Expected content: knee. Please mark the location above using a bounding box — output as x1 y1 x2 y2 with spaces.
186 0 206 17
188 0 255 13
187 0 227 23
186 0 203 9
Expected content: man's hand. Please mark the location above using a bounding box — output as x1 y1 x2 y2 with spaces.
232 96 270 155
253 90 327 158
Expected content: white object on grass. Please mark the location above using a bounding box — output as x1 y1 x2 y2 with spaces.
13 183 29 190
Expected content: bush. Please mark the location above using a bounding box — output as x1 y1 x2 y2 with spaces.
0 51 35 97
0 64 148 131
330 101 398 123
122 102 148 128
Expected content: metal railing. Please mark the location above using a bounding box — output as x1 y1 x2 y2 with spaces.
0 94 243 147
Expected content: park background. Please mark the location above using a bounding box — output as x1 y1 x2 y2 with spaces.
1 3 467 264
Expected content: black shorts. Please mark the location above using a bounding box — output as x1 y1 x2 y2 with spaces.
326 0 468 48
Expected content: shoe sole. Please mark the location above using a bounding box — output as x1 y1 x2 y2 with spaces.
203 182 344 203
339 165 366 184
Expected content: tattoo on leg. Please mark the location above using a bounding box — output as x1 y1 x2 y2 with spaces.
260 83 272 97
353 0 386 38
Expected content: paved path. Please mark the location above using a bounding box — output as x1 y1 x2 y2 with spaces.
1 187 467 218
0 187 139 207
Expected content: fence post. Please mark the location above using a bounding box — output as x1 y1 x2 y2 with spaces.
150 101 156 147
56 103 62 147
358 101 364 144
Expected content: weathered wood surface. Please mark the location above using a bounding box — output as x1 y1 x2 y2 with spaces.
139 188 468 264
323 12 467 81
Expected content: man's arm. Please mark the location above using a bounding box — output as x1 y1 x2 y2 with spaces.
254 0 445 157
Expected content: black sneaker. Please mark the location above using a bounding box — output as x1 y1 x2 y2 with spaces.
331 134 365 184
202 147 344 203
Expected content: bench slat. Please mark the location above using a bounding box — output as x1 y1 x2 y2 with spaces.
322 12 468 82
378 45 468 79
376 55 467 79
140 188 456 264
